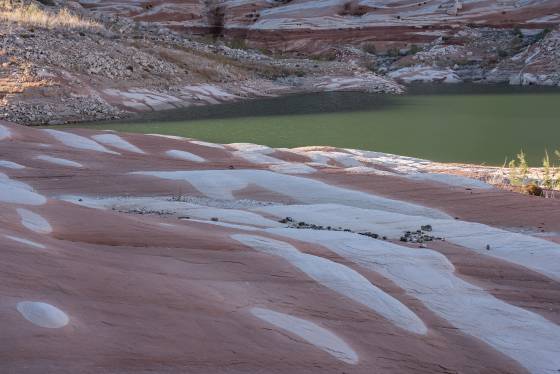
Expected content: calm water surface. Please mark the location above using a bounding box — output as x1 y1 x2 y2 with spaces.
69 85 560 166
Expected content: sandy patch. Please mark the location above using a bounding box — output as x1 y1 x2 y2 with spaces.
0 173 46 205
255 203 560 281
5 235 46 249
16 301 69 329
42 129 119 155
92 134 146 154
0 160 26 170
251 307 359 365
35 155 83 168
132 170 449 218
17 208 53 234
267 228 560 374
165 149 206 163
269 163 316 174
233 234 427 334
0 124 11 140
189 140 226 149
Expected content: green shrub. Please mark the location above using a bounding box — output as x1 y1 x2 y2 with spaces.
228 38 248 50
508 159 521 186
517 149 529 182
409 44 421 55
542 151 553 190
508 149 529 186
534 28 551 42
386 48 399 57
362 43 377 54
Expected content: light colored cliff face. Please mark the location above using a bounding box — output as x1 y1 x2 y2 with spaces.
500 28 560 86
75 0 560 86
79 0 560 49
79 0 208 28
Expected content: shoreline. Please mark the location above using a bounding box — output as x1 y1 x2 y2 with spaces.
48 86 560 168
26 82 560 128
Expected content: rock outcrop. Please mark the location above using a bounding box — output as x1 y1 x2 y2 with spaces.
0 0 404 125
78 0 560 86
81 0 560 53
1 120 560 373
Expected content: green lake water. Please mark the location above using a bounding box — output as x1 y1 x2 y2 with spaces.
68 85 560 166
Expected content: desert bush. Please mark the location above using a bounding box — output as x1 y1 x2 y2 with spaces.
362 42 376 55
408 44 421 55
534 28 551 42
227 37 248 50
542 151 553 189
508 149 528 186
386 48 400 57
508 159 520 186
0 2 102 31
516 149 529 182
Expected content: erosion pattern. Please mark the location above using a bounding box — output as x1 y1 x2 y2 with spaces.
2 120 560 373
79 0 560 86
80 0 560 44
0 0 401 125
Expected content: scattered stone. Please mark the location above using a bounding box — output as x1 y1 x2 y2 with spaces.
359 232 379 239
400 226 443 244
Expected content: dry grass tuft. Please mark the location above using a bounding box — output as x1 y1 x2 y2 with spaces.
0 2 102 31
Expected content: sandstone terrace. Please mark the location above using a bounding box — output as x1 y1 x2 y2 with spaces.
1 121 560 373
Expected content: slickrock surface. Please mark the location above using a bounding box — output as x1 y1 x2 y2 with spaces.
1 119 560 373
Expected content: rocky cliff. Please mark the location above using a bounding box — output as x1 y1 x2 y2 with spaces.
80 0 560 86
1 0 559 126
0 0 400 125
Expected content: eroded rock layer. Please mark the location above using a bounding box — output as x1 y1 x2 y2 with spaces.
1 120 560 373
81 0 560 51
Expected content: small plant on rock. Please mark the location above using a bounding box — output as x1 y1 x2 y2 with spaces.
386 48 400 57
409 44 421 55
228 37 248 50
554 150 560 189
508 149 529 187
508 159 520 186
542 151 553 189
362 42 377 55
516 149 529 184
